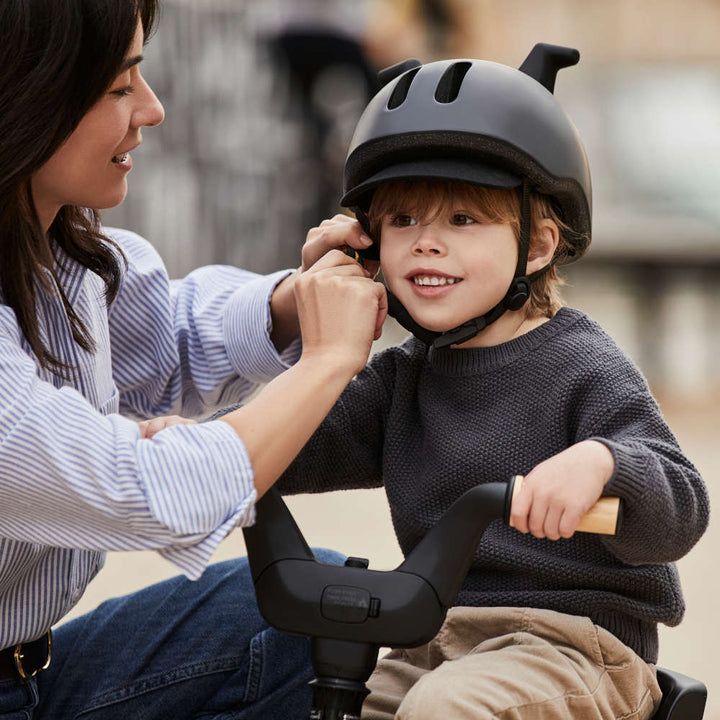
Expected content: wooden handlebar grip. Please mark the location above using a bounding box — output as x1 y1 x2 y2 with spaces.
508 475 621 535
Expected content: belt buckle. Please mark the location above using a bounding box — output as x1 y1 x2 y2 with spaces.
13 630 52 680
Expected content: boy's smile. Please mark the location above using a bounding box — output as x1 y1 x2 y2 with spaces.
407 269 463 297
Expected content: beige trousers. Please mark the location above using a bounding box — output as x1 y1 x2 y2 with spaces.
362 607 662 720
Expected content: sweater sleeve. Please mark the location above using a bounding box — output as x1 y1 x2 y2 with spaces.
576 377 709 566
276 349 397 495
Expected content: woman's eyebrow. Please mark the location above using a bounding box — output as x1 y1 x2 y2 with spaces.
119 55 143 72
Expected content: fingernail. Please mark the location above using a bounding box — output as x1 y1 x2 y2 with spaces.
360 234 372 246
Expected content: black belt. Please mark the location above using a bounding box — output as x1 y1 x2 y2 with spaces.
0 631 52 681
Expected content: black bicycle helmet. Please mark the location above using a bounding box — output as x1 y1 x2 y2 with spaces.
341 44 592 348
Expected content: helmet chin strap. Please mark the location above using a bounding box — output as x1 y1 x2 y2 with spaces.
383 179 543 349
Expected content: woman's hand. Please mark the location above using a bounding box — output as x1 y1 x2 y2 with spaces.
510 440 615 540
270 215 379 350
138 415 197 439
300 214 378 275
219 248 386 497
294 248 387 376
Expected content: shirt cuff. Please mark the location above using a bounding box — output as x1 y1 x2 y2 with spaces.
136 420 257 579
223 269 298 384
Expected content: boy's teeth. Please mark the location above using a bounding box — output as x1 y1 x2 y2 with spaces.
112 153 128 163
413 276 459 286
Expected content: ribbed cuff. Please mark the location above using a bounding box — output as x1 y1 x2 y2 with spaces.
592 438 649 503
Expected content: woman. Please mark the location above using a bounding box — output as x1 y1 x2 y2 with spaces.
0 1 384 717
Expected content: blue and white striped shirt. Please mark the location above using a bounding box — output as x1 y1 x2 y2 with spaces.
0 228 300 648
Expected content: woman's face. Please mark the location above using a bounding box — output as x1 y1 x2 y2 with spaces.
31 21 164 231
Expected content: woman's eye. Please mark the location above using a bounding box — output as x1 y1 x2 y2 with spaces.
451 213 476 225
389 214 417 227
110 86 135 98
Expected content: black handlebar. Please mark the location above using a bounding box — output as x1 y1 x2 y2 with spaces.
243 481 508 647
242 481 513 720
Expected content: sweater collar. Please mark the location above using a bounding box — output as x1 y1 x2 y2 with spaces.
426 307 583 376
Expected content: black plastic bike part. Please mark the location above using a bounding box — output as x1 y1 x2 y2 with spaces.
243 481 507 717
243 482 508 645
309 675 369 720
242 482 508 720
655 668 707 720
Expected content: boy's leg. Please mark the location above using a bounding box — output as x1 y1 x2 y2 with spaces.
362 607 662 720
35 550 344 720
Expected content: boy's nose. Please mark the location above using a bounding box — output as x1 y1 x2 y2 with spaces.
411 226 447 256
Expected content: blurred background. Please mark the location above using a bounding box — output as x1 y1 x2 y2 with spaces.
92 0 719 713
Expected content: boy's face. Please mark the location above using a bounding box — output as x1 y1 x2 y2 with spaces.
379 204 518 335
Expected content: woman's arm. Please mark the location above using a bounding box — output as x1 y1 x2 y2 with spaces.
219 249 387 497
0 248 385 578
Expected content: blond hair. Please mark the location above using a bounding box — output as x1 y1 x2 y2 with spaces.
367 180 578 318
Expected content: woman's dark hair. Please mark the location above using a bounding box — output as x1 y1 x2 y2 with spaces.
0 0 159 373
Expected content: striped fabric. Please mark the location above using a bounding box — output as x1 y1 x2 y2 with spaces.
0 228 299 647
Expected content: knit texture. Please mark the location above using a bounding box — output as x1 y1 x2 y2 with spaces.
279 307 709 662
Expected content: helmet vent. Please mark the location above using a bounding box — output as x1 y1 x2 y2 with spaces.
387 67 421 109
434 61 471 104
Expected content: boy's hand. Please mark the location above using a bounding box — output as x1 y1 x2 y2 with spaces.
270 215 379 351
138 415 197 440
510 440 615 540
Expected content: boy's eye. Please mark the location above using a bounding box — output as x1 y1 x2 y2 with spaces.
451 213 477 226
389 214 417 227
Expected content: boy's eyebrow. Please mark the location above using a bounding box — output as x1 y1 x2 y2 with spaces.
119 55 143 72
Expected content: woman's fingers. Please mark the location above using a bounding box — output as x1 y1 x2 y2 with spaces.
138 415 197 439
302 215 376 271
294 268 386 376
303 248 372 276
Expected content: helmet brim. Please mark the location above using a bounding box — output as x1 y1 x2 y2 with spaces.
340 158 522 210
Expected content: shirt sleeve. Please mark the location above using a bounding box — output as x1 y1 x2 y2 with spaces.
105 227 301 418
0 324 257 579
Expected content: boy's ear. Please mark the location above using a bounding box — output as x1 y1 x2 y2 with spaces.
527 218 559 273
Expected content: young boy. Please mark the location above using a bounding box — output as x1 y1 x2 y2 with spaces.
275 46 710 719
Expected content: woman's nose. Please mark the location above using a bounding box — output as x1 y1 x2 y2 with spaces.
133 79 165 128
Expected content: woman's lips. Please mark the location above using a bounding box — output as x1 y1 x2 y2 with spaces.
111 152 132 171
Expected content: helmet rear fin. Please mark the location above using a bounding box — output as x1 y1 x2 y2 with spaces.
518 43 579 93
378 59 422 88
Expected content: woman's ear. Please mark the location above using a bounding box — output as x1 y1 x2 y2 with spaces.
526 218 559 274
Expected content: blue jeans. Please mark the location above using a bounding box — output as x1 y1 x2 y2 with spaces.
0 551 344 720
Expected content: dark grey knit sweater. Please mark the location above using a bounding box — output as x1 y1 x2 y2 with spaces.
278 307 709 662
